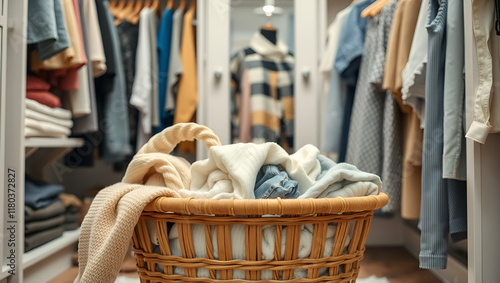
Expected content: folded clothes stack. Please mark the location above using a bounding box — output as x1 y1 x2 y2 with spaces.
59 193 83 231
25 75 73 138
26 75 62 108
24 176 81 252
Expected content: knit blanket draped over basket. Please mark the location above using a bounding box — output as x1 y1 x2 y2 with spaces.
75 123 382 283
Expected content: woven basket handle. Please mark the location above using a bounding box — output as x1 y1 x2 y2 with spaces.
136 123 221 155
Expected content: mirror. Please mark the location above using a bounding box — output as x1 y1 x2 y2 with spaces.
229 0 295 151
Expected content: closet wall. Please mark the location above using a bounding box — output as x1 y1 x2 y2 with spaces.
463 0 500 281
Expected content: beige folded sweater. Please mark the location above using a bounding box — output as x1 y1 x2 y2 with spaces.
74 123 220 283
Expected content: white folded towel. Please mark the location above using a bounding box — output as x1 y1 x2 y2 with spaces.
25 108 74 128
25 98 72 120
25 117 71 138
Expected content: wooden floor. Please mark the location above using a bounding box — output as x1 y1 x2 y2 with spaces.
358 247 442 283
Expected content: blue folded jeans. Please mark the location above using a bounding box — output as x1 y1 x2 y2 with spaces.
254 165 299 199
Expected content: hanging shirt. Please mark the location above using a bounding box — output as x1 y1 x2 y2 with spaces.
116 20 139 149
72 0 99 134
420 0 467 270
94 0 116 96
148 10 160 128
443 0 466 180
320 6 352 161
81 0 106 77
174 1 198 154
156 8 174 132
466 0 500 143
94 0 132 163
333 0 375 162
131 8 155 150
63 0 91 118
401 0 429 128
30 0 87 80
27 0 70 61
164 8 184 113
230 32 295 150
382 0 420 114
345 0 402 215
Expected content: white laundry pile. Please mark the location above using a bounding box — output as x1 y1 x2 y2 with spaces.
160 142 382 279
24 98 73 138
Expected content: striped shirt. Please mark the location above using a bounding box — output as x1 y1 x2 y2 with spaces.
230 32 294 151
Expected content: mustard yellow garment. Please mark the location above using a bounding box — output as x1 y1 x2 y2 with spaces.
174 0 197 153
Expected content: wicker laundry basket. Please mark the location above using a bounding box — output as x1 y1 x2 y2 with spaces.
131 123 389 282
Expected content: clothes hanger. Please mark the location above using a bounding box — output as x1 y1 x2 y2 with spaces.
189 0 196 13
150 0 160 16
110 0 126 17
178 0 186 12
127 0 145 24
166 0 174 9
115 0 136 25
109 0 118 9
360 0 392 18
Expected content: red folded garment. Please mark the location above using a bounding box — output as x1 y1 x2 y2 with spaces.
26 90 62 108
38 69 80 91
26 75 51 91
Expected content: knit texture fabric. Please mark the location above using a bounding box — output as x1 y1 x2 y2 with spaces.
74 123 220 283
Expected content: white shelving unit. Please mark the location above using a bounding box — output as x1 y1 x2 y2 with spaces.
25 138 84 180
0 1 82 282
25 137 85 150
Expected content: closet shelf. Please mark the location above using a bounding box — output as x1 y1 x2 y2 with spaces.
24 137 84 149
23 228 80 269
0 265 11 280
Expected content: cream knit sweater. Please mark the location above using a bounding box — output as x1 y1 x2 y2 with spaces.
74 123 220 283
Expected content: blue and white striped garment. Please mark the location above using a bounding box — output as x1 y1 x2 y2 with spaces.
419 0 467 269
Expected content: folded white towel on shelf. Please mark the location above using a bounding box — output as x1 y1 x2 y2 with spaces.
25 108 74 129
25 98 72 120
25 117 71 138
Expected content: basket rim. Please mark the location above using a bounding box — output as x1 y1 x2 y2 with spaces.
143 192 388 216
